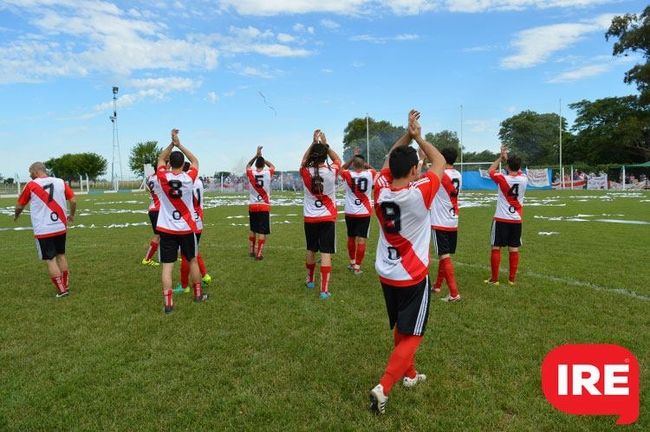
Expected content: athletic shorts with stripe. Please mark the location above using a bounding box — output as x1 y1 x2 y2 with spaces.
35 234 66 261
491 220 522 248
345 216 371 238
432 229 457 256
159 232 198 263
148 210 160 235
304 221 336 254
381 276 431 336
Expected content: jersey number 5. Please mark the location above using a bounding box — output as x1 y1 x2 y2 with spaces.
380 202 401 233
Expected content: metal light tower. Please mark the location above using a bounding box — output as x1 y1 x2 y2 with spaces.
110 86 123 190
366 113 370 165
460 104 464 174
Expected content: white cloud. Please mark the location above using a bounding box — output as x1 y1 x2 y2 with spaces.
199 26 313 58
350 33 419 44
352 61 365 68
322 68 334 73
463 44 499 53
206 91 220 103
277 33 295 43
229 63 283 79
130 77 202 91
547 64 611 83
320 19 340 29
220 0 367 16
500 14 616 69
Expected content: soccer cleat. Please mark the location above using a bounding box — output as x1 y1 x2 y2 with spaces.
164 305 173 314
432 286 441 293
441 294 461 303
202 274 212 285
508 280 516 286
194 293 209 303
346 263 355 272
305 280 315 289
55 290 69 299
402 373 427 388
319 291 331 300
369 384 388 415
353 268 363 275
141 258 160 267
173 284 186 294
255 256 264 261
483 279 500 286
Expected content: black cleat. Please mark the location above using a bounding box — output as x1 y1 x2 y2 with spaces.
164 305 173 314
55 290 69 298
255 255 264 261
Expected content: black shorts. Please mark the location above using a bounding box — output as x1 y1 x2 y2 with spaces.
345 216 371 238
35 234 66 261
304 221 336 254
249 211 271 235
159 232 198 263
432 229 457 255
491 221 522 248
148 211 160 235
381 277 431 336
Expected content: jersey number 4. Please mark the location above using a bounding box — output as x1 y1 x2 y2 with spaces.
507 184 519 198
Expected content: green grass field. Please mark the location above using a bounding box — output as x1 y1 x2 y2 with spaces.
1 189 648 431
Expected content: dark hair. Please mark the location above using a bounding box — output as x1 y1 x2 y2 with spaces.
170 151 185 169
389 146 418 179
352 156 365 170
507 155 522 172
307 143 329 195
182 161 191 172
255 157 265 169
441 147 458 165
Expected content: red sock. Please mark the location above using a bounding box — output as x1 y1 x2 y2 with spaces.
379 334 423 394
256 239 265 258
163 289 173 308
249 235 256 255
347 237 356 262
434 262 445 288
320 265 332 293
392 328 416 379
193 282 203 298
51 276 66 294
509 251 520 282
197 254 207 276
180 256 189 288
441 257 459 297
62 270 69 289
490 249 501 282
145 241 158 261
355 243 367 267
306 263 316 283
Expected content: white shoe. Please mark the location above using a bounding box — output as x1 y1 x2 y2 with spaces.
402 373 427 388
369 384 388 414
441 294 461 302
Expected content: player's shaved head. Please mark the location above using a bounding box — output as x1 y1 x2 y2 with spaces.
29 162 47 178
507 155 522 172
169 151 185 169
389 146 418 179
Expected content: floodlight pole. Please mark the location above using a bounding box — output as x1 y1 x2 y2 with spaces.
366 113 370 166
460 104 464 174
559 98 564 189
110 86 122 191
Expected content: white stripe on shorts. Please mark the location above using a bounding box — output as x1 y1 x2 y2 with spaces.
414 276 429 336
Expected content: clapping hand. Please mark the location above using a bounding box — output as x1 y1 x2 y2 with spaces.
408 109 422 139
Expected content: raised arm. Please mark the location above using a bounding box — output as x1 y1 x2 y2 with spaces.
342 148 360 170
172 130 199 170
265 160 276 171
157 141 174 168
410 111 445 180
489 145 507 173
247 146 263 168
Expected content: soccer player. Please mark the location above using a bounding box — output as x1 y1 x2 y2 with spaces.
246 146 275 260
369 110 445 415
300 129 342 300
484 145 528 286
340 148 376 275
154 129 207 314
177 162 212 293
14 162 77 298
430 147 462 302
142 170 161 267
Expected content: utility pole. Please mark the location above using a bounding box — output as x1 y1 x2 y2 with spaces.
110 86 123 191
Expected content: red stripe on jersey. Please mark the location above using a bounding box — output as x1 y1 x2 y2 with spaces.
28 182 68 228
301 167 337 220
347 171 373 215
492 173 522 218
247 169 270 205
193 194 204 222
441 173 459 216
376 206 428 281
159 176 199 233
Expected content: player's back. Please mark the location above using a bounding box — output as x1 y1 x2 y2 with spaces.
431 168 461 230
19 176 72 238
341 169 376 216
155 166 200 234
247 167 273 211
491 170 528 222
301 163 339 222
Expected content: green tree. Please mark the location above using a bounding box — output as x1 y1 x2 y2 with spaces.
462 150 499 163
129 141 161 178
568 97 650 164
424 130 460 150
607 7 650 105
498 111 569 165
343 117 405 167
45 153 107 181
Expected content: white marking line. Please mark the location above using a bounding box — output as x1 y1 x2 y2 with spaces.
454 261 649 302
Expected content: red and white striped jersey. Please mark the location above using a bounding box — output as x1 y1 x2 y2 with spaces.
247 167 274 212
340 169 376 217
374 169 440 287
17 176 74 238
154 166 200 234
489 169 528 223
300 163 340 223
430 168 462 231
145 174 160 212
193 177 204 233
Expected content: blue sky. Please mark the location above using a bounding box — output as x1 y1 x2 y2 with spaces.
0 0 645 179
